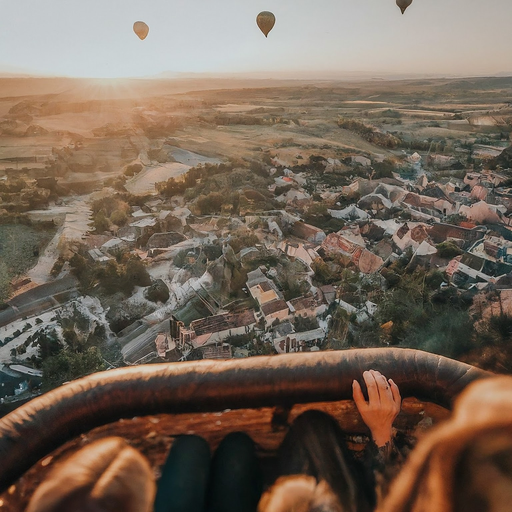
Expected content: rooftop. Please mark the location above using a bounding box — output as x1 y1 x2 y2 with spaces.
261 299 289 316
191 310 257 336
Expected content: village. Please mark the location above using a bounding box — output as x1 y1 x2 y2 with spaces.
1 76 512 406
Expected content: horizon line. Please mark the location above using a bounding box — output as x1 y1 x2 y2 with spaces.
1 68 512 82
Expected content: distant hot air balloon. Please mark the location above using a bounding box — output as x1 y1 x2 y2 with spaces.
133 21 150 40
256 11 275 38
396 0 413 14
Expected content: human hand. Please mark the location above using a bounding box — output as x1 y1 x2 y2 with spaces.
352 370 401 447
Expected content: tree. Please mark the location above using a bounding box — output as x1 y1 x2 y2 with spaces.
93 211 109 233
436 241 462 259
42 347 106 391
123 258 152 291
110 209 128 227
312 258 339 285
196 192 224 215
229 233 259 254
34 328 62 361
294 315 319 332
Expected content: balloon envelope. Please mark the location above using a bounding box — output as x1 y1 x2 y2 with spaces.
396 0 413 14
133 21 150 40
256 11 276 38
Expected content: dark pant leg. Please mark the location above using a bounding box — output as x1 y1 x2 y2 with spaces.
154 435 211 512
277 410 374 512
207 432 263 512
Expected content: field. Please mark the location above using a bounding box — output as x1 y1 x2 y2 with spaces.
1 76 511 189
0 224 56 302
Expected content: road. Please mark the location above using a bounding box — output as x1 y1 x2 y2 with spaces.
0 275 78 328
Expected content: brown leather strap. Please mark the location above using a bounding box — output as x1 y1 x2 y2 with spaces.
0 349 490 492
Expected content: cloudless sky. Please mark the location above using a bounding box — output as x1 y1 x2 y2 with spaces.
0 0 511 78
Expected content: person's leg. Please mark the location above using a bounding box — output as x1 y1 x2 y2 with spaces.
207 432 263 512
277 410 374 512
154 435 211 512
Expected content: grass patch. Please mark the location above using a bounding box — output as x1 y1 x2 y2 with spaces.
0 224 56 301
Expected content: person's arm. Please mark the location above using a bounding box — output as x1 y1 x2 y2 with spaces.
353 370 404 503
352 369 401 448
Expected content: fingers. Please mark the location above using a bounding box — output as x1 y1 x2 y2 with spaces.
373 370 393 401
389 379 401 406
363 370 379 404
352 380 368 411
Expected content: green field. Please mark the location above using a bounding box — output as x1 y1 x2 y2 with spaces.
0 224 55 302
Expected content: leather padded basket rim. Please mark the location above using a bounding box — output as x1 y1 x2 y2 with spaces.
0 348 491 493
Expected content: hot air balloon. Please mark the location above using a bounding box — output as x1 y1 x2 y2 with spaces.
256 11 275 38
396 0 413 14
133 21 150 40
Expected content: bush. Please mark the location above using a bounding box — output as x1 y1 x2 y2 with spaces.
145 279 170 303
229 233 259 254
196 192 224 215
122 258 152 293
436 241 462 259
110 209 128 227
294 315 319 332
93 211 109 233
124 163 143 177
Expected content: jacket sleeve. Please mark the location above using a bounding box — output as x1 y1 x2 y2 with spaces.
364 432 412 505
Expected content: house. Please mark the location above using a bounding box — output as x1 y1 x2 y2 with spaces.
291 222 326 244
464 173 481 189
267 220 283 239
276 241 319 268
202 343 232 360
117 226 140 244
459 201 505 225
155 333 183 362
319 285 337 304
470 185 489 202
429 223 486 246
246 268 268 288
100 237 129 255
392 223 431 252
351 155 372 167
336 299 377 324
88 248 111 264
373 183 408 204
357 249 384 274
358 193 394 213
288 295 318 319
446 256 493 286
129 217 157 235
131 209 153 220
274 328 326 354
159 211 185 232
338 225 366 247
329 205 369 221
275 189 311 205
408 241 438 269
261 299 290 327
272 321 295 338
147 232 187 250
249 279 280 306
190 310 257 344
321 233 363 259
320 233 383 274
402 192 456 218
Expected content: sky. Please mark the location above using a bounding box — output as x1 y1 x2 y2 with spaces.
0 0 511 79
